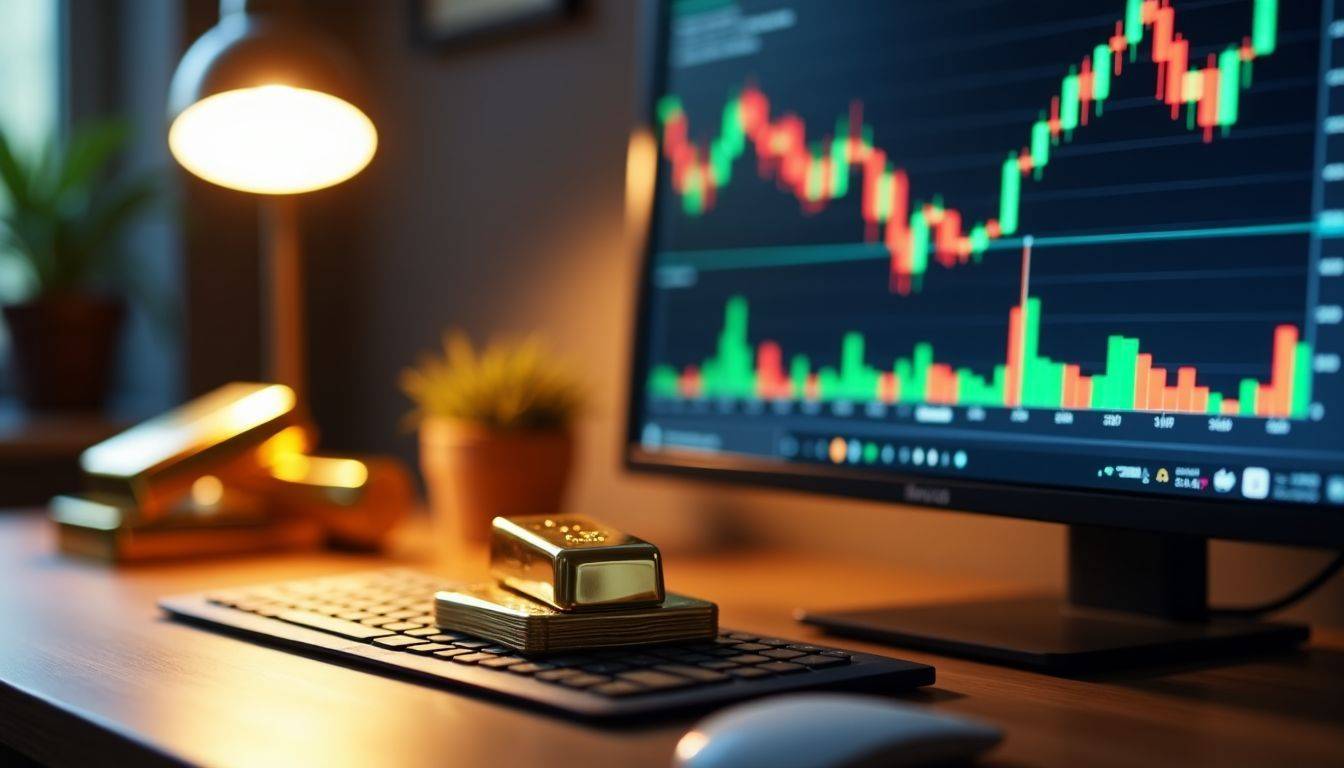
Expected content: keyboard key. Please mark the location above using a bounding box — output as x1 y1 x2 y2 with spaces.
820 650 852 658
559 674 611 689
727 654 770 665
480 646 511 655
546 655 596 667
453 640 490 650
360 617 399 627
592 681 646 697
428 633 466 643
403 627 442 637
536 669 582 682
698 660 739 670
652 665 729 684
433 648 471 660
794 654 848 669
508 663 555 675
761 649 805 660
670 653 715 663
756 638 791 647
731 643 771 652
380 622 425 632
373 635 424 649
382 609 421 620
617 670 692 690
336 611 378 621
757 661 806 674
277 611 393 640
479 656 525 669
727 633 758 642
727 666 772 679
451 653 496 665
406 643 454 655
786 644 824 653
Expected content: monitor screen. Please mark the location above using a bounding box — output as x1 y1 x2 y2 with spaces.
627 0 1344 537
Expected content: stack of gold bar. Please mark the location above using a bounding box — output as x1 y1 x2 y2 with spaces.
51 382 411 562
434 515 717 653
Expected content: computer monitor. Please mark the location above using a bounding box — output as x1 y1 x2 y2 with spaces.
625 0 1344 670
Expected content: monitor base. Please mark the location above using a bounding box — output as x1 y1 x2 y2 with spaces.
799 525 1311 673
798 596 1309 674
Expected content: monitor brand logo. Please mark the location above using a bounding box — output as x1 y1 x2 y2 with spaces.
904 484 951 506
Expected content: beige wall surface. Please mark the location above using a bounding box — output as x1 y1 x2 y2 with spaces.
304 1 1344 628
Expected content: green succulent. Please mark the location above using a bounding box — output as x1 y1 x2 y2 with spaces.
0 119 159 297
401 331 584 431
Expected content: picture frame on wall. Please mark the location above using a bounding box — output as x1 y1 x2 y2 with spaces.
412 0 581 48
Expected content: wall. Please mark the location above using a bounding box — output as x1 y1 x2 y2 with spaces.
295 1 1343 626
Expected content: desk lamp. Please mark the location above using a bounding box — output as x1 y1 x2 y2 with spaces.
167 0 377 397
54 0 409 560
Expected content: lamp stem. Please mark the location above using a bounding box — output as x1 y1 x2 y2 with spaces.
262 195 304 400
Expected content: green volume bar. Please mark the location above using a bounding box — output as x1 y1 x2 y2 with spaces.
699 296 755 399
1291 341 1313 418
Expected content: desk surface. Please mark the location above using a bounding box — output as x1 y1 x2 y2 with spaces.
1 510 1341 768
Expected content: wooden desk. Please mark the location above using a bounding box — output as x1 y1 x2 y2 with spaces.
1 510 1341 767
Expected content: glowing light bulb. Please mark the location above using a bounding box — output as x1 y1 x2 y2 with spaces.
169 84 376 194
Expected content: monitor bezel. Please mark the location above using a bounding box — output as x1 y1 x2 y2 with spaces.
622 0 1344 549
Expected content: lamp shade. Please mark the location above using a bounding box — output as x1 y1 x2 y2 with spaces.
167 1 377 195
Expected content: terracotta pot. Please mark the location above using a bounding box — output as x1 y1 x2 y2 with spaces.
419 419 574 547
3 295 124 412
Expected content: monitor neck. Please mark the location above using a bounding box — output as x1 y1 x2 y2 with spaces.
1067 526 1208 621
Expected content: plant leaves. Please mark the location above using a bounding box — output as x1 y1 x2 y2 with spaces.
55 119 130 199
401 330 584 430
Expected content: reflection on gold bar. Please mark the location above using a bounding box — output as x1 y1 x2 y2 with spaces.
490 515 665 612
268 456 411 550
78 383 310 522
50 494 322 563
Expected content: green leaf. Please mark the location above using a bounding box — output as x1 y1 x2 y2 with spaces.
0 129 33 210
55 119 130 199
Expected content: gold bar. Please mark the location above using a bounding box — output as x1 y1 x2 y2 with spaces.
253 454 412 550
490 514 664 611
78 383 311 523
50 494 322 563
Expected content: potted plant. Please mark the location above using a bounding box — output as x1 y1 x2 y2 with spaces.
402 331 584 546
0 120 158 411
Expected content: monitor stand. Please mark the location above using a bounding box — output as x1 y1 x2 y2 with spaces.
798 525 1310 674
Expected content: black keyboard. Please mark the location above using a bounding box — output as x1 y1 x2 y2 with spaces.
159 569 935 720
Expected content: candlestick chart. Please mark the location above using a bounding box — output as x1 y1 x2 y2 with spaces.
642 0 1338 427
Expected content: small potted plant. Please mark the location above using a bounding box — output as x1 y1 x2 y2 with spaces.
0 120 158 411
402 331 584 545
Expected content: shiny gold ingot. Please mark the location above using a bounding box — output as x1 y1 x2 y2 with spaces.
252 454 413 550
490 514 664 611
78 383 312 523
50 493 322 562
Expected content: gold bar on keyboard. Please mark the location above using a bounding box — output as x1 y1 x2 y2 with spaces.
490 515 664 611
77 382 312 523
435 583 716 654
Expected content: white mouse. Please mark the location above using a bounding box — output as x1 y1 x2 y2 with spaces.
672 693 1002 768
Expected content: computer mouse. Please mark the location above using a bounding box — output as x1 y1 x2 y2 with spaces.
672 693 1002 768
